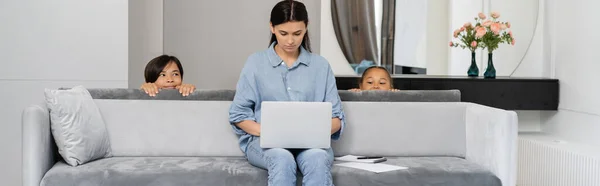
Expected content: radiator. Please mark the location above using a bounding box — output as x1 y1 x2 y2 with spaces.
518 133 600 186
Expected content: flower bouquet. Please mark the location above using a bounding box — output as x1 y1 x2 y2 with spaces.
450 12 515 78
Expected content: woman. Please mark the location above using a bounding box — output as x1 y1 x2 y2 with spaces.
229 1 344 185
140 55 196 97
349 66 400 92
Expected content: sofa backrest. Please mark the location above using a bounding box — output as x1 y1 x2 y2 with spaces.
86 89 461 102
96 100 243 157
94 99 467 158
333 102 466 157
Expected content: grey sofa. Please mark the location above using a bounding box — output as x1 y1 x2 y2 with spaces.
22 89 517 186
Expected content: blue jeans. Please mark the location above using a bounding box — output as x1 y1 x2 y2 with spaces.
245 136 334 186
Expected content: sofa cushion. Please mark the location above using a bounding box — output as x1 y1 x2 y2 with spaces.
333 157 501 186
41 157 267 186
41 157 500 186
44 86 112 166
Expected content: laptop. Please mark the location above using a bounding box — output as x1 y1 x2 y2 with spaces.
260 101 332 149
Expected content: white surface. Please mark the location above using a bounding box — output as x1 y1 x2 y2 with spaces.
425 0 450 75
394 0 428 68
0 1 128 81
540 0 600 146
516 111 542 132
128 0 164 88
465 103 518 186
335 162 408 173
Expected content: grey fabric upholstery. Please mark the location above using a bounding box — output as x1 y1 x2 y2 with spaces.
333 102 467 157
41 157 267 186
23 89 516 186
83 88 461 102
94 100 467 158
22 104 56 186
44 86 112 166
95 100 243 157
87 88 236 101
332 157 501 186
338 89 461 102
41 157 500 186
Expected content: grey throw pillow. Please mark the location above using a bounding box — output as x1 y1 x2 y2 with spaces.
44 85 112 166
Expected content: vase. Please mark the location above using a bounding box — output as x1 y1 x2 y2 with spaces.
484 53 496 78
467 51 479 77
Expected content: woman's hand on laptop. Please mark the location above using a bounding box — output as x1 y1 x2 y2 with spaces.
331 118 341 134
235 120 261 136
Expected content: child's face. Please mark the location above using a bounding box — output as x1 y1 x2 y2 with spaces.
360 68 392 90
154 61 182 89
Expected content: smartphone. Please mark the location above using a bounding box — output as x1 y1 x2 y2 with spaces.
357 156 387 163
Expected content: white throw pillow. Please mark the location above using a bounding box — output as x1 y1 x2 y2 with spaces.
44 85 112 166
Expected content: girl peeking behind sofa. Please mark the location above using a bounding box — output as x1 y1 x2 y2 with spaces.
141 55 196 97
349 66 399 92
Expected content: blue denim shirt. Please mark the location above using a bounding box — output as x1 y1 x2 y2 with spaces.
229 43 346 153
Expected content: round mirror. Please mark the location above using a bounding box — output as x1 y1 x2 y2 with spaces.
488 0 540 76
325 0 541 76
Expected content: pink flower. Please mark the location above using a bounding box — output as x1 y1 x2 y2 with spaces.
491 11 500 19
464 22 472 28
471 41 478 48
475 27 486 38
490 23 501 35
449 41 454 47
509 30 513 37
453 29 460 38
460 26 465 32
506 22 511 28
478 12 486 19
500 24 508 30
482 20 493 27
511 38 515 45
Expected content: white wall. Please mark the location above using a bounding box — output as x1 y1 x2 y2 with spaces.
540 0 600 146
164 0 322 89
0 1 129 185
129 0 164 88
426 0 450 75
394 0 428 69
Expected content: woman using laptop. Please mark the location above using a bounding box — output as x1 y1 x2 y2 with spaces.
229 1 345 185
